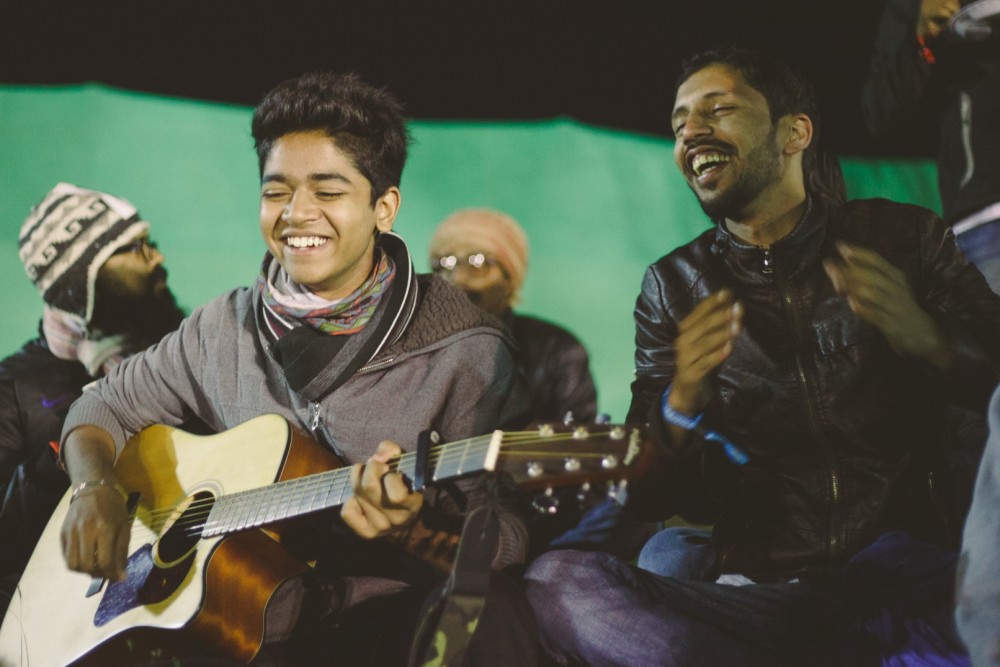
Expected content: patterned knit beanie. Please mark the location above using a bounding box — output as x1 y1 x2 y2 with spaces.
19 182 150 325
429 208 529 301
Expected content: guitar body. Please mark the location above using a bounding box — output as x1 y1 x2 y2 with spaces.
0 414 652 666
0 414 338 666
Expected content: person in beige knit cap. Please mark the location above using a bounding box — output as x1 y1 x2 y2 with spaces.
429 207 597 423
431 210 659 561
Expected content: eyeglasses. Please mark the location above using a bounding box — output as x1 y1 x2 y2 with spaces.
430 253 499 275
113 238 159 262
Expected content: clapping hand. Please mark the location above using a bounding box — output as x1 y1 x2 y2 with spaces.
823 241 953 369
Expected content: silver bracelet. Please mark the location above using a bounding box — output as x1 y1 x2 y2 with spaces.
69 479 115 503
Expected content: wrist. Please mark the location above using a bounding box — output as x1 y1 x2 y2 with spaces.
923 333 956 370
660 385 704 430
666 384 703 417
660 385 749 466
69 478 124 503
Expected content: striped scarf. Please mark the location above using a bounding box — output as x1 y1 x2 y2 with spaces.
259 249 396 340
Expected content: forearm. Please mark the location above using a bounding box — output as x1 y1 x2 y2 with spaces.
60 425 117 487
895 309 956 370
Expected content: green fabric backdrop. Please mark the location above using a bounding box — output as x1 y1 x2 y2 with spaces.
0 84 941 422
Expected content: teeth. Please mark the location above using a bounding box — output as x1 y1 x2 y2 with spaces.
285 236 327 248
692 152 730 176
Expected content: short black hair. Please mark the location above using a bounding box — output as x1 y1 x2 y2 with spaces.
676 47 843 205
251 72 410 206
676 47 819 127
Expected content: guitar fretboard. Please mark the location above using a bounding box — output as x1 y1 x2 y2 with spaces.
201 430 502 537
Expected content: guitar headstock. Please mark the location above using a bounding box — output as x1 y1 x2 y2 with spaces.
493 421 652 493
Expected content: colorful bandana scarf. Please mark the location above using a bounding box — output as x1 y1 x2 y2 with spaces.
42 305 130 377
258 249 396 340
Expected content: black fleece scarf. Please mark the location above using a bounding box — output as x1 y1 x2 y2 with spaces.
262 232 417 402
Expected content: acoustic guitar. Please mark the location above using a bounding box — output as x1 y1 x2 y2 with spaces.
0 413 650 665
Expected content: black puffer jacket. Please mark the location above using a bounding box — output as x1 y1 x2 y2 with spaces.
625 198 1000 579
505 312 597 423
0 336 87 586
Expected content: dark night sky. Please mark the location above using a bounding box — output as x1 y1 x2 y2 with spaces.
0 0 934 159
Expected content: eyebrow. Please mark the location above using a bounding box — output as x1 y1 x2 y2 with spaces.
261 172 353 185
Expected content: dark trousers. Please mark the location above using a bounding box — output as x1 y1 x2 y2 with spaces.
143 570 538 667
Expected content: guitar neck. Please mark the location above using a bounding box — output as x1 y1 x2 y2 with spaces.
202 431 501 537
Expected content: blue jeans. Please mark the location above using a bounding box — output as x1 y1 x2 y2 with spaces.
637 526 715 580
524 550 834 667
525 533 968 667
956 218 1000 295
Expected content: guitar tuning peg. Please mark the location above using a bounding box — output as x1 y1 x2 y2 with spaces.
562 411 575 425
606 479 629 505
595 413 611 425
532 486 560 515
576 481 592 505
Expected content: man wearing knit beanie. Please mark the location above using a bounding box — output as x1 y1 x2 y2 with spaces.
0 182 185 616
430 209 657 562
430 207 596 423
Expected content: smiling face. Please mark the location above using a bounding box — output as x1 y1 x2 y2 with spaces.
259 130 399 300
671 63 784 221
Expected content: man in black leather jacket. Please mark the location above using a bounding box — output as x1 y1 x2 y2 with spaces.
524 47 1000 666
0 183 185 616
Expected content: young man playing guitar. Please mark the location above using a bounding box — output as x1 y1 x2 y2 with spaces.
48 72 536 666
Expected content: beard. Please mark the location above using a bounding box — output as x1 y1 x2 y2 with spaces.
90 265 186 350
459 283 509 319
694 126 781 221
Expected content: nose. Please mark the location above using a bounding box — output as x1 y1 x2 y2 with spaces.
679 113 711 144
445 264 478 289
282 191 317 225
147 244 165 268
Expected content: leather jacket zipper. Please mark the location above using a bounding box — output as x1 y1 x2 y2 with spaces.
770 253 843 566
762 247 774 275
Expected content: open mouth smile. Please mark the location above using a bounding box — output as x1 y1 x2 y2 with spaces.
691 151 732 177
284 236 329 249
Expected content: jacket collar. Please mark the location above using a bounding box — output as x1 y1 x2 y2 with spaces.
709 197 831 281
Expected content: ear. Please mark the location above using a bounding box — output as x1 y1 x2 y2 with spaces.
373 186 401 233
783 114 813 156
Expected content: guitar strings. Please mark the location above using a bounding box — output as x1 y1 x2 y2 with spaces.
132 430 619 540
132 430 625 540
129 429 579 526
119 429 631 542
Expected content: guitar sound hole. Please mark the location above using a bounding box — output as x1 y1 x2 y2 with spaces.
157 490 214 565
